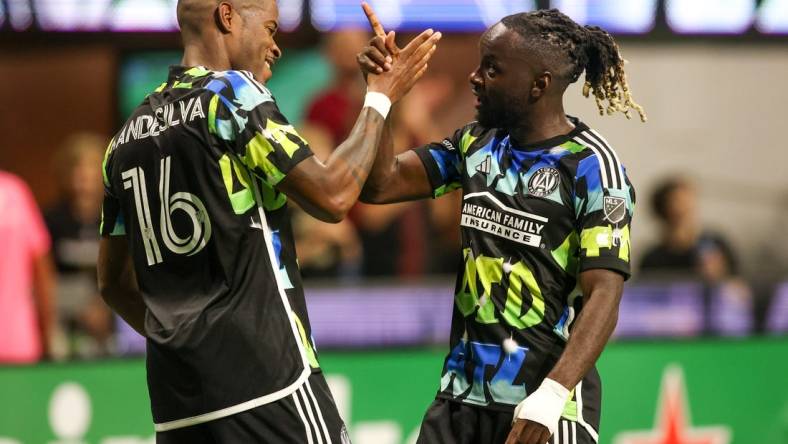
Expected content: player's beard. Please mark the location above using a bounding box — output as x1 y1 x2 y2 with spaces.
475 91 524 130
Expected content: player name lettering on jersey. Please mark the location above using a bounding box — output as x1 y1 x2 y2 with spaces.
114 97 206 149
461 202 545 248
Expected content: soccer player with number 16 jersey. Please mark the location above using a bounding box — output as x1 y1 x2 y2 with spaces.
97 0 440 442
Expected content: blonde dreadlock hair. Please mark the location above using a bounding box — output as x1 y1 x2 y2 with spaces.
501 9 647 122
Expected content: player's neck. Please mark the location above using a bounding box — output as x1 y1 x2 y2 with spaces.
508 110 575 147
181 40 232 72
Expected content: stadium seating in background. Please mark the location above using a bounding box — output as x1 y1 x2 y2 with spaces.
110 281 759 356
306 284 454 347
616 281 753 337
114 315 146 355
709 281 753 336
767 282 788 333
615 282 706 337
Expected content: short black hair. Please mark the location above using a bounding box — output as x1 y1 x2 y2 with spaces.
501 9 646 122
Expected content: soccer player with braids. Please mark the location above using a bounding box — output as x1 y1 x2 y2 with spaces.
358 7 644 444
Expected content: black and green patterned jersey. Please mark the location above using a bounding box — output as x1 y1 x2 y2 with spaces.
414 117 635 441
101 66 321 431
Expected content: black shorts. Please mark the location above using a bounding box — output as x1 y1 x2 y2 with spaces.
157 373 350 444
416 399 595 444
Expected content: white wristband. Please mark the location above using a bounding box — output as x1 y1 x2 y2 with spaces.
364 91 392 119
513 378 571 437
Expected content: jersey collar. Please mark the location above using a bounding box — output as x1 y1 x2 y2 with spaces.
506 116 588 152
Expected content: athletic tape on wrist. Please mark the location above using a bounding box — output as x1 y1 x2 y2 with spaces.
364 91 392 119
513 378 571 437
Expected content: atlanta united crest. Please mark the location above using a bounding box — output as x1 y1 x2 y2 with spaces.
527 167 560 197
604 196 627 223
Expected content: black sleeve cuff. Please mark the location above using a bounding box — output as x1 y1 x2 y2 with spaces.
278 148 314 179
579 256 632 280
413 145 443 199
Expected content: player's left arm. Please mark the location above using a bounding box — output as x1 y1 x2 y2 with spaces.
97 235 146 337
507 270 622 444
509 151 635 444
548 269 623 386
96 144 147 337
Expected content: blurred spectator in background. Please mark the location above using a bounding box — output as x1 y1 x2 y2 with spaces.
640 176 753 335
44 133 113 358
640 177 738 283
306 29 368 146
292 124 362 280
0 171 55 363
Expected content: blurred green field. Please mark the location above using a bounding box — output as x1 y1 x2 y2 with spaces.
0 338 786 444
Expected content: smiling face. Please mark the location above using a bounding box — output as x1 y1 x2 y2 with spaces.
227 0 281 82
469 22 551 129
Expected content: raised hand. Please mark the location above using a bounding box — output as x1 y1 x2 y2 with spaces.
359 1 399 71
357 3 434 76
358 2 441 103
365 29 441 103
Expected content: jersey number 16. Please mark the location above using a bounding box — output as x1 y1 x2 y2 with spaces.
122 156 212 266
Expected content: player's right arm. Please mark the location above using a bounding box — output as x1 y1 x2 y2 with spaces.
282 31 440 221
358 116 469 203
358 117 435 204
355 10 463 204
215 30 440 223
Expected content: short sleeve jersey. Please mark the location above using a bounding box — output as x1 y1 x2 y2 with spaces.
414 117 635 436
101 66 320 430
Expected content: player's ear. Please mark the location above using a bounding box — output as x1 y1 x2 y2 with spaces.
530 72 552 99
215 2 235 33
